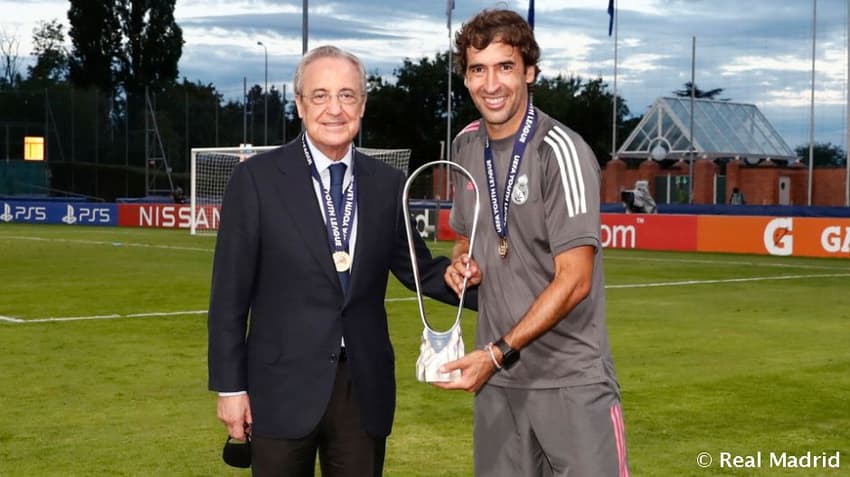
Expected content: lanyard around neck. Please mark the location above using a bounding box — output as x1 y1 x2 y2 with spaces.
483 101 538 242
301 135 357 254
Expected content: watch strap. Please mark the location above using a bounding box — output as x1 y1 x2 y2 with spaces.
494 338 520 370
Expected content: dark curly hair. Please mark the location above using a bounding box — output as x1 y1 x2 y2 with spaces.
453 8 541 80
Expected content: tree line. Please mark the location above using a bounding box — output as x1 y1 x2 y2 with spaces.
5 2 836 201
0 1 635 201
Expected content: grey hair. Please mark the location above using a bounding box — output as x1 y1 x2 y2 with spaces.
293 45 367 96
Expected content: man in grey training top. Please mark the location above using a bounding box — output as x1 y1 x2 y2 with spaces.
438 8 630 477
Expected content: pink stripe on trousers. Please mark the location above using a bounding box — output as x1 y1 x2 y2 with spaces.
609 403 630 477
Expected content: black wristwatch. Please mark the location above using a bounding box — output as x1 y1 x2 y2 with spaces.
494 338 520 370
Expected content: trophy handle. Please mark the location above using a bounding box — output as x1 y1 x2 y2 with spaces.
402 160 480 334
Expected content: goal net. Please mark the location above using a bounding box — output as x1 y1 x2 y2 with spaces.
190 144 411 234
358 148 411 175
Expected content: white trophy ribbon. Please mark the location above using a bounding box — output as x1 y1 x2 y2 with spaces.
402 160 480 383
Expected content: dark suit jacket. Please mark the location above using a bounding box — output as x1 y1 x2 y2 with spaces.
208 135 471 439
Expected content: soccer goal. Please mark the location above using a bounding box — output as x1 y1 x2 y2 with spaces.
189 145 276 235
189 144 412 235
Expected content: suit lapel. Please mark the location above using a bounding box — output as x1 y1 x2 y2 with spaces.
272 138 340 289
347 151 381 296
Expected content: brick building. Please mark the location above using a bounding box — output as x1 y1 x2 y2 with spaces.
607 96 849 207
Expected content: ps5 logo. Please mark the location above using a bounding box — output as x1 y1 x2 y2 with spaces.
0 203 12 222
62 204 78 224
0 203 47 222
62 204 111 224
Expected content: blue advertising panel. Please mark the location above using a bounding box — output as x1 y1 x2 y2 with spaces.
0 200 117 226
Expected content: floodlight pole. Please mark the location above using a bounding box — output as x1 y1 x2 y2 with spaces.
302 0 309 54
257 41 269 146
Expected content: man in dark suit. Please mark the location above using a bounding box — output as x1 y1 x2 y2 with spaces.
207 45 478 477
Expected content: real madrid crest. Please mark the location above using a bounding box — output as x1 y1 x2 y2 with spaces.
511 174 529 205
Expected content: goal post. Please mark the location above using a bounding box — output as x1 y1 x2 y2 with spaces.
189 144 411 235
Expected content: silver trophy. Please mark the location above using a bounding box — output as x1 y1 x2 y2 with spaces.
402 160 479 383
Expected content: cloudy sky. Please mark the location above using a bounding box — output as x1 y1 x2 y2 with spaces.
2 0 849 150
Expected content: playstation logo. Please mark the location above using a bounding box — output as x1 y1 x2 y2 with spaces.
0 203 12 222
62 204 77 224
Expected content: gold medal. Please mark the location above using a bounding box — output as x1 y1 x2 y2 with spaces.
498 238 508 258
333 251 351 272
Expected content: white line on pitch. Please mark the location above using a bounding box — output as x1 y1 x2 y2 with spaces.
1 301 423 324
0 235 213 253
4 310 208 324
606 272 850 289
605 254 849 271
5 273 848 323
4 234 847 271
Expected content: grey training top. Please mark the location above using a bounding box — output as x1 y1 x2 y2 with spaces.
450 107 619 390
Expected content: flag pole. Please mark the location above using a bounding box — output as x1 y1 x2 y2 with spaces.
845 0 849 206
689 36 696 205
808 0 817 206
610 0 618 161
445 0 454 203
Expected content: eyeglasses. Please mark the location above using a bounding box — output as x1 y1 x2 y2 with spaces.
302 91 362 106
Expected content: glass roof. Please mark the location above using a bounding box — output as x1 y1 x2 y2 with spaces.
617 97 797 161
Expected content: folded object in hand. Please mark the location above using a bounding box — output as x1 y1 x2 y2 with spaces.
416 323 464 382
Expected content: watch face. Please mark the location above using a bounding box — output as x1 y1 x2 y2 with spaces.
496 339 519 370
501 349 519 369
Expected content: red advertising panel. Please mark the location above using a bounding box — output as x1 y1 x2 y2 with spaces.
697 215 850 258
437 209 458 241
118 203 220 229
113 203 848 259
601 213 698 251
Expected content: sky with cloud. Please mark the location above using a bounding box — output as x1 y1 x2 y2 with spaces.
2 0 848 151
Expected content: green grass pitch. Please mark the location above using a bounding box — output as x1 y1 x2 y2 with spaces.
1 223 848 476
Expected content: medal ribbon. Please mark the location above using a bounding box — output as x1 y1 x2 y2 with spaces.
301 135 357 255
483 101 538 243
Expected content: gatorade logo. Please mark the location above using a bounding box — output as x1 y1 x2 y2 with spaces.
764 217 793 256
820 225 850 253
